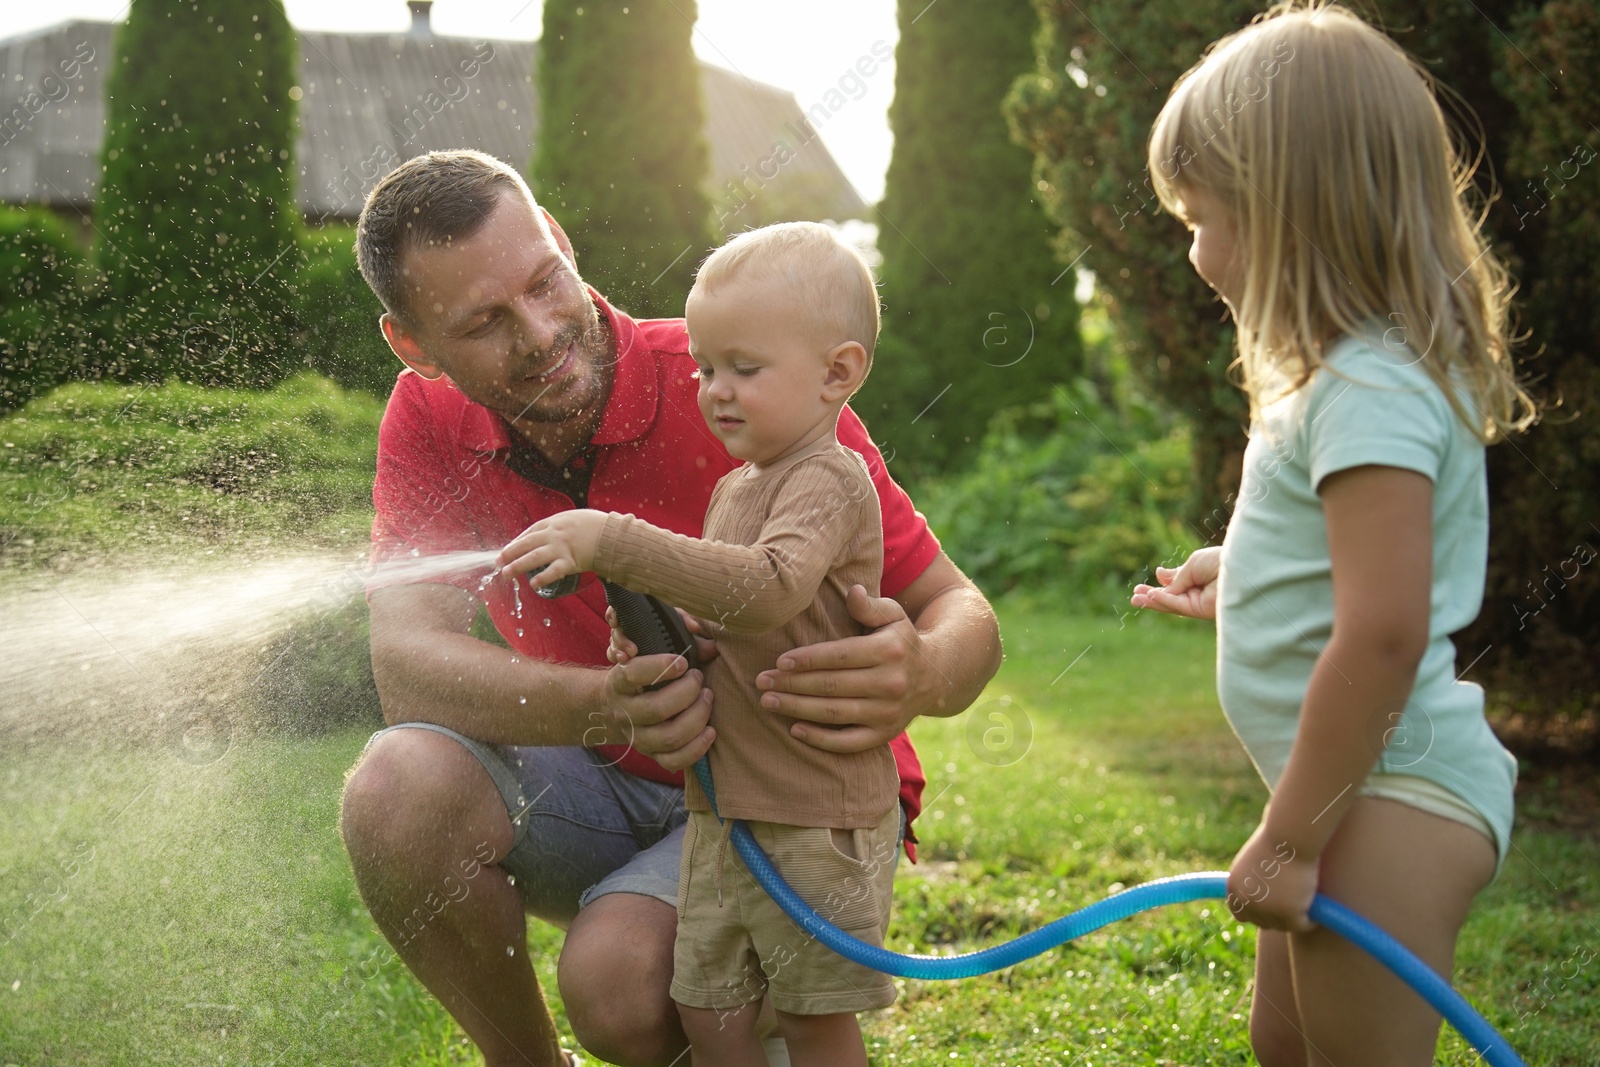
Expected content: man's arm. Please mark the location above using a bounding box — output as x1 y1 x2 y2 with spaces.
369 582 716 768
754 551 1002 752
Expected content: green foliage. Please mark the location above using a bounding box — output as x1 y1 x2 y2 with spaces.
293 225 403 398
1010 0 1600 724
923 370 1198 605
94 0 301 386
1006 0 1254 511
0 374 382 562
251 598 382 736
1471 0 1600 712
863 0 1083 479
533 0 717 318
0 207 87 414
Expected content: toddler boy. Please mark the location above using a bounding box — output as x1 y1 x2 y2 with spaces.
500 221 899 1066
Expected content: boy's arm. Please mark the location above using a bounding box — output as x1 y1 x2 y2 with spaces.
593 459 870 634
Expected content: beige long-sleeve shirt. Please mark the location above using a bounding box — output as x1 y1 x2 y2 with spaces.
592 435 898 827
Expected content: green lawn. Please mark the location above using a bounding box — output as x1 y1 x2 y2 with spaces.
1 603 1595 1065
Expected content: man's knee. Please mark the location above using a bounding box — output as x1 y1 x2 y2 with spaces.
559 895 683 1066
340 728 507 861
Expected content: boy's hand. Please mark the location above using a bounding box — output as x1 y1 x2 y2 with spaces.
498 510 608 591
1226 821 1317 933
606 604 719 669
1130 545 1222 619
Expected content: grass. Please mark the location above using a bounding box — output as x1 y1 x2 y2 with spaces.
2 601 1595 1065
0 374 382 565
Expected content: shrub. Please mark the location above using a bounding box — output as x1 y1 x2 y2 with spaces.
94 0 301 386
294 226 402 398
922 364 1198 606
0 207 88 414
0 373 383 562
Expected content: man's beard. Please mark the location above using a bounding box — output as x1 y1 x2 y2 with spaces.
510 309 613 424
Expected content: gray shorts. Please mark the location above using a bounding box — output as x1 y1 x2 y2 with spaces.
364 723 688 925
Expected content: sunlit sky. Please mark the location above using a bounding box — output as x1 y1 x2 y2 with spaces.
0 0 901 203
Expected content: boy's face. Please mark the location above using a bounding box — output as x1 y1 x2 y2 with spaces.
686 274 844 466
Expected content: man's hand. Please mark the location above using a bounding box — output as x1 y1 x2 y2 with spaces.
1226 821 1318 933
1130 545 1222 619
498 509 608 591
599 652 715 773
754 584 929 753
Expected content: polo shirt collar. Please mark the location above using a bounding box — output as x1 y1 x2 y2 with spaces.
588 288 658 447
452 288 659 453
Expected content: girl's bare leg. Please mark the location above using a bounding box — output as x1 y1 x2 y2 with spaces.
1250 930 1308 1067
1283 796 1496 1066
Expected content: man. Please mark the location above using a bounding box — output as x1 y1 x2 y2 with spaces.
339 149 1001 1067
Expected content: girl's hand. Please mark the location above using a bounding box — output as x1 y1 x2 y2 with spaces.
498 510 608 591
1226 821 1318 933
1130 545 1222 619
605 604 719 668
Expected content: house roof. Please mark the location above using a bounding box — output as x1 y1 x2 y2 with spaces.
0 16 868 224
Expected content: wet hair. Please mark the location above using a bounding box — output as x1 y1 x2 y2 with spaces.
355 149 541 326
1147 2 1535 440
692 221 881 366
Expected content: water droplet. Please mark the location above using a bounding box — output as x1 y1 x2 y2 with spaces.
506 874 516 886
518 696 527 705
543 618 552 627
515 628 524 637
505 945 515 956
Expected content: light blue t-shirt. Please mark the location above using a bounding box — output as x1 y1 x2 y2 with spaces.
1217 331 1516 862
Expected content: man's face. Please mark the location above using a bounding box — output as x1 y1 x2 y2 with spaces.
384 190 612 431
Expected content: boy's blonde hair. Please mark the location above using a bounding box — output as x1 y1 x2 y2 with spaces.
1148 2 1535 441
692 222 881 364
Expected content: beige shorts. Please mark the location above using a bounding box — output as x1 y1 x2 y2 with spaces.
670 806 900 1016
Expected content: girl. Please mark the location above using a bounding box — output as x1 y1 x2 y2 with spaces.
1129 4 1535 1064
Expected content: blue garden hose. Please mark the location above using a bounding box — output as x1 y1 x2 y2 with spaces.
690 758 1525 1067
596 585 1520 1063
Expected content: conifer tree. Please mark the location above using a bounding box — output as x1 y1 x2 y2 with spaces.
533 0 716 318
864 0 1082 478
96 0 299 385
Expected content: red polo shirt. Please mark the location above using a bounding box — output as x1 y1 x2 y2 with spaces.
370 291 936 843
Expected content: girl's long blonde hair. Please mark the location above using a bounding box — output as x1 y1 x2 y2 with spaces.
1148 1 1536 440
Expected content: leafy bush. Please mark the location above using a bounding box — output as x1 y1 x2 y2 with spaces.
294 226 403 398
0 373 382 562
250 597 382 736
0 207 88 414
922 368 1198 606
